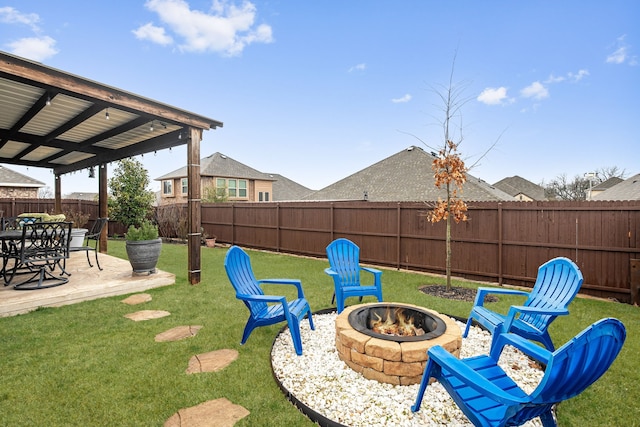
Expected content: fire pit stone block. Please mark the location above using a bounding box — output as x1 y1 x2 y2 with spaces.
365 338 402 362
335 303 462 386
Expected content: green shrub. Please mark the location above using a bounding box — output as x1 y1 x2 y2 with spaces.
124 220 159 241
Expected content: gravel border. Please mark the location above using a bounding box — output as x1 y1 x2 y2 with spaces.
271 311 546 427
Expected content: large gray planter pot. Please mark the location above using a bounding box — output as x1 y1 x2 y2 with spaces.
125 238 162 274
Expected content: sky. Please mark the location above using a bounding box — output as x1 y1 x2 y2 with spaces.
0 1 638 195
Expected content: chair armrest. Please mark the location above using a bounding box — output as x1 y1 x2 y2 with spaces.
361 266 382 283
237 294 287 304
490 331 553 365
503 305 569 334
258 278 305 298
361 266 381 275
427 346 529 405
324 267 337 276
473 287 530 308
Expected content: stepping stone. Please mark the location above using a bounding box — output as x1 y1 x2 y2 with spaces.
164 397 249 427
121 293 153 305
186 349 239 374
155 325 203 342
124 310 171 321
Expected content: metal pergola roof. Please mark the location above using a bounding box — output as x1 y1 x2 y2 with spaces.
0 50 223 284
0 51 222 175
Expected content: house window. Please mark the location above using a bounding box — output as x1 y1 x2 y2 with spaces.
162 180 173 196
181 178 188 195
259 192 270 202
215 178 248 199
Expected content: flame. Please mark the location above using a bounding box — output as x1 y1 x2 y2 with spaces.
369 307 424 337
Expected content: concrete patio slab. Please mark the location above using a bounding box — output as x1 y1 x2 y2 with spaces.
0 252 175 317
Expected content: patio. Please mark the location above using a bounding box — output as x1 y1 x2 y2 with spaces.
0 251 175 317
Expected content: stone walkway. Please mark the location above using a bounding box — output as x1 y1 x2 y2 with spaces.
122 293 249 426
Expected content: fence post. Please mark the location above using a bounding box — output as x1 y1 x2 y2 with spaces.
498 203 503 286
631 259 640 305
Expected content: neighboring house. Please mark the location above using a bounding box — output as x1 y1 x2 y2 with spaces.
588 177 623 200
303 146 514 202
156 152 310 204
265 173 314 201
0 164 45 198
493 175 547 201
65 192 98 201
591 173 640 201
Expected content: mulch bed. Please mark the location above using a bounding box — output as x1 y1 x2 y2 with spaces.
418 285 498 303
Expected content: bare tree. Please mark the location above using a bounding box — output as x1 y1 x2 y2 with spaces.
545 167 627 201
423 56 472 291
38 186 53 199
595 166 627 182
545 174 590 200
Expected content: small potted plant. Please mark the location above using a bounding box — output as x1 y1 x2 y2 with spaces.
124 220 162 275
201 227 217 248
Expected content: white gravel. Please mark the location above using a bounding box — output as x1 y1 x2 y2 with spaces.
271 312 546 427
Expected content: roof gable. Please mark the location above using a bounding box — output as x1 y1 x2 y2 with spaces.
493 175 546 200
303 146 514 202
156 152 272 181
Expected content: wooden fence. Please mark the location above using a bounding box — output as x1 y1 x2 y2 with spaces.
2 198 638 303
195 200 640 303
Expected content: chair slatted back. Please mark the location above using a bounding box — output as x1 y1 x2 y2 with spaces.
519 257 583 330
88 217 109 239
224 246 267 317
326 238 361 287
533 317 625 403
20 221 72 262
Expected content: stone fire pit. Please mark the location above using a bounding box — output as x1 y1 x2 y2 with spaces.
335 303 462 385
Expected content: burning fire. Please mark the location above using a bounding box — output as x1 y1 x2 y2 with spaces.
369 307 425 337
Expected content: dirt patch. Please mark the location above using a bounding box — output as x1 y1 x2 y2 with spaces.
419 285 498 303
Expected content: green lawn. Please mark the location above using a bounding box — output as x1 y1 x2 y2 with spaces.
0 241 638 426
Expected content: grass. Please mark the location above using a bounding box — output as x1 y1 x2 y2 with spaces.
0 241 638 426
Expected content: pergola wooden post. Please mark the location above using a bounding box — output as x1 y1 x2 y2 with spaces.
98 163 108 253
187 127 202 284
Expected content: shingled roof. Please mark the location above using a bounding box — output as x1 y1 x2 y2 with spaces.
302 146 514 202
265 173 314 201
156 152 272 181
493 175 546 201
592 173 640 201
0 165 45 188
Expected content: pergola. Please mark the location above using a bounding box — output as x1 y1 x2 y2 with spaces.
0 51 223 284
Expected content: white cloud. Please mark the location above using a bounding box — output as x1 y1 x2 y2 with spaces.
544 74 565 84
0 7 58 61
0 6 41 32
348 63 366 72
477 87 509 105
520 81 549 100
7 36 58 62
568 69 589 82
132 22 174 45
391 94 411 103
606 35 637 65
137 0 273 56
606 46 627 64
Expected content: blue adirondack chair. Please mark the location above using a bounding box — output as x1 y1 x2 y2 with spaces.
324 238 383 313
463 257 583 351
224 245 314 356
412 317 626 427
